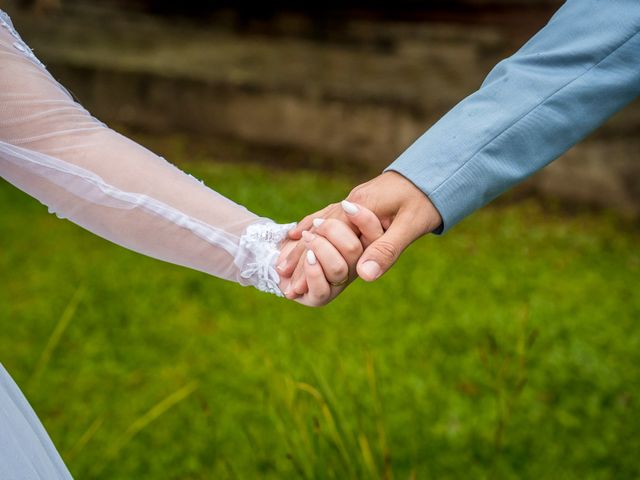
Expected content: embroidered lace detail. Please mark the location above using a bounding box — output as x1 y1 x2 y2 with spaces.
0 10 46 69
238 222 296 296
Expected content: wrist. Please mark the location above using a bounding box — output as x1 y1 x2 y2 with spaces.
348 171 443 236
384 170 442 234
421 194 443 234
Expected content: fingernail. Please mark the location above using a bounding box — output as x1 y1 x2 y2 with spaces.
301 231 316 242
341 200 358 216
276 261 286 272
306 250 317 265
312 218 325 228
360 260 381 280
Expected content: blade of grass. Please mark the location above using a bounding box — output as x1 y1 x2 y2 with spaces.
358 433 377 479
296 380 356 478
29 286 84 391
65 416 104 462
94 380 198 474
367 354 393 480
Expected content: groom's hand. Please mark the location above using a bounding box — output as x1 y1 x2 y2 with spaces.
281 171 442 283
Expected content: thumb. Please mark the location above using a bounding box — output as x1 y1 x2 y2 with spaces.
356 212 419 282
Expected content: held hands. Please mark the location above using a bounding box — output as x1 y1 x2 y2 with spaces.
278 171 443 306
277 201 384 306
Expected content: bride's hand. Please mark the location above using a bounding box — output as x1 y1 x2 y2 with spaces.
278 202 384 306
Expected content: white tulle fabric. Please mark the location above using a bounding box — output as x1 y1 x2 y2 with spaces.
0 11 293 296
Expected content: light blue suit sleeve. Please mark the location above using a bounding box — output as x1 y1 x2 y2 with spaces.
385 0 640 233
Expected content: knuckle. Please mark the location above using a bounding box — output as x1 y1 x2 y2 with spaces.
372 239 399 262
293 281 307 295
308 291 330 307
317 288 331 303
345 240 363 256
347 186 368 205
329 262 348 279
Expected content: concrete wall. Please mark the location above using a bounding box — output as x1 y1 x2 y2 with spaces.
5 4 639 218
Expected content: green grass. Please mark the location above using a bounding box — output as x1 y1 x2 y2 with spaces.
1 159 639 479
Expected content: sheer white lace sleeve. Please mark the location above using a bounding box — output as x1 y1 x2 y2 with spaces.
0 11 294 296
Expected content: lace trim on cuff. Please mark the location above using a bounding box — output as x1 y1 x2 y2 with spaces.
238 222 296 297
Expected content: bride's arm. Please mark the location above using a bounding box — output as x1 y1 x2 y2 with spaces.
0 14 294 295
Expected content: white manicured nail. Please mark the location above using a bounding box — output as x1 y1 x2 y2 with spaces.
341 200 358 215
312 218 325 228
306 250 317 265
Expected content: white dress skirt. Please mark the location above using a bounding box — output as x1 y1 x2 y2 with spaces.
0 9 295 478
0 364 72 479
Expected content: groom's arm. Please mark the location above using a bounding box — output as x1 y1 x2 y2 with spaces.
284 0 640 290
387 0 640 233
